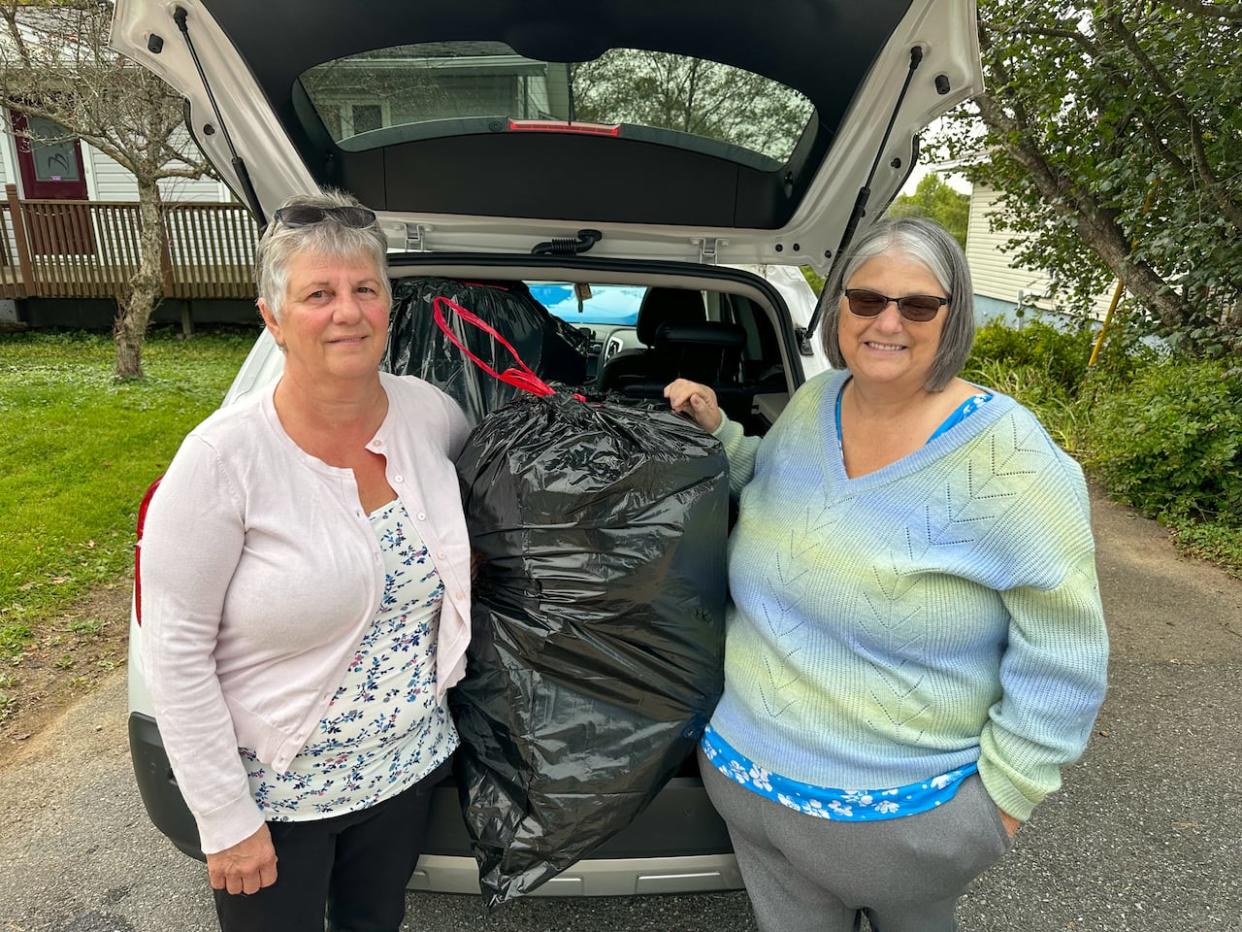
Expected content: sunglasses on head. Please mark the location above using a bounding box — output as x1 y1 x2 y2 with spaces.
842 288 949 322
272 205 378 229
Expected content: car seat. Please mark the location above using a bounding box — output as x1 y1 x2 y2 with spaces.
596 287 707 392
596 287 748 419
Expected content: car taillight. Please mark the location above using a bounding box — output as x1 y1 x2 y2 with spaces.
133 476 163 626
506 118 620 137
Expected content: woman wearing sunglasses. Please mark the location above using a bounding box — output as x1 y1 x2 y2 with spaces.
665 216 1108 932
140 190 472 931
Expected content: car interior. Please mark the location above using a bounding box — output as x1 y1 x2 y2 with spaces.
388 272 795 438
593 285 786 428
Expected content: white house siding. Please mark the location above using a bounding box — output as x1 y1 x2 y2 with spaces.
86 132 226 202
0 117 242 277
966 182 1113 320
80 143 236 270
0 127 18 268
0 119 229 201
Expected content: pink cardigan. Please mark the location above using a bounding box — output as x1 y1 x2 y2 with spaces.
140 372 472 854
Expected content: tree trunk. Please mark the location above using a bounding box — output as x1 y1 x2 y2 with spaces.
113 177 167 380
1225 296 1242 330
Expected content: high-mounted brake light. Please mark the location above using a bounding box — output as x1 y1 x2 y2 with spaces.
133 476 163 626
507 118 620 137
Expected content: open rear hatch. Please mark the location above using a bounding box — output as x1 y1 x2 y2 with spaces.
111 0 981 267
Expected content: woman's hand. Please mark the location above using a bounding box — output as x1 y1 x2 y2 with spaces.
664 379 722 433
207 824 278 895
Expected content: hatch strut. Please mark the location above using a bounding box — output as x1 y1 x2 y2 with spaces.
801 47 924 350
173 7 267 226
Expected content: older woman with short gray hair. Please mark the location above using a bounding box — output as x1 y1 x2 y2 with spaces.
141 190 473 932
666 217 1108 931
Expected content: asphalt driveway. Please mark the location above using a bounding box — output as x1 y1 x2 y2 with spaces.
2 489 1240 932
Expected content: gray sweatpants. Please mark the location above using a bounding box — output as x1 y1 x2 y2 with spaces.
699 748 1012 932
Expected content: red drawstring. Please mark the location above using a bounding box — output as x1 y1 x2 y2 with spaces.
432 296 585 401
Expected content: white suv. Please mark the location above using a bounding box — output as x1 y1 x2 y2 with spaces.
113 0 982 897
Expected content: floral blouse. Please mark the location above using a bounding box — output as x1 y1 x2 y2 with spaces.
240 498 458 820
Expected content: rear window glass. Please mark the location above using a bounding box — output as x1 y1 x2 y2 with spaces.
300 41 814 165
529 283 644 327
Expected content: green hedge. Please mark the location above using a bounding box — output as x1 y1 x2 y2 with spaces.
966 320 1242 576
962 321 1095 453
1087 357 1242 523
968 319 1096 395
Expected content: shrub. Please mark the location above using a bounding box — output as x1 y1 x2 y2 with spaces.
1085 358 1242 527
1172 520 1242 579
801 266 825 295
962 321 1241 576
967 319 1096 396
963 320 1096 451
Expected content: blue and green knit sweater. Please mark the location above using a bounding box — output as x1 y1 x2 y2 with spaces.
709 369 1109 821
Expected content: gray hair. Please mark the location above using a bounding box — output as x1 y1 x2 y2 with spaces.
820 216 975 391
256 189 390 321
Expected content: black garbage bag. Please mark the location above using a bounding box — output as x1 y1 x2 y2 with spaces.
383 277 591 424
452 390 729 906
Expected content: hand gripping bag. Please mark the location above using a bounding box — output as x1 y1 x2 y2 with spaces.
437 298 728 905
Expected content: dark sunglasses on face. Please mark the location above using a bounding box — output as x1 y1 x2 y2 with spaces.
843 288 950 323
272 205 378 229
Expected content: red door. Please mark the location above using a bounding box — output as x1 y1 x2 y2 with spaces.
10 110 92 255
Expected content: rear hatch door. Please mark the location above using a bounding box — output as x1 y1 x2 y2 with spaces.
111 0 982 267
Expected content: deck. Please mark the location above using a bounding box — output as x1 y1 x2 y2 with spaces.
0 185 259 301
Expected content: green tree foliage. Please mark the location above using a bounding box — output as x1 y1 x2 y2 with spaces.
886 174 970 248
935 1 1242 354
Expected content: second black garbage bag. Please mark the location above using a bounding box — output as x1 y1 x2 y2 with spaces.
449 297 729 906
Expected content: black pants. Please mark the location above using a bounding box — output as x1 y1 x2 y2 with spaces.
213 760 448 932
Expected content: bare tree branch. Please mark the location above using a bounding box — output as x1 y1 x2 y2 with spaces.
157 164 213 181
0 0 219 377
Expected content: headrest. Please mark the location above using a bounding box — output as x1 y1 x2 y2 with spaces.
654 323 746 349
636 287 706 345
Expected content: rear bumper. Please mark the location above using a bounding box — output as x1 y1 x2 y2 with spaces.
129 712 204 860
128 712 741 894
412 854 742 896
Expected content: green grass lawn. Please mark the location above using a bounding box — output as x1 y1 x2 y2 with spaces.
0 330 254 657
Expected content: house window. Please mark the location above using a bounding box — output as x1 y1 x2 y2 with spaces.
25 116 82 183
350 104 383 135
335 101 390 139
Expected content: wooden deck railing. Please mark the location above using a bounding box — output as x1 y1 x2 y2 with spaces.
0 184 259 301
